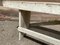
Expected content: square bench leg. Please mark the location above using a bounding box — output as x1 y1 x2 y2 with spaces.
18 10 31 40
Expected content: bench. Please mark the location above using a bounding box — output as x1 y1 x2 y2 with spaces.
2 1 60 45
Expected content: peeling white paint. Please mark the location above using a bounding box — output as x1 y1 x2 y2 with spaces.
3 1 60 15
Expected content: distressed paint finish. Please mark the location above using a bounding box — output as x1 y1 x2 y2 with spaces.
18 27 60 45
3 1 60 15
2 0 60 2
19 10 30 40
2 1 60 45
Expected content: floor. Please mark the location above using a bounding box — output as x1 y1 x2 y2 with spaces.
0 34 41 45
0 21 41 45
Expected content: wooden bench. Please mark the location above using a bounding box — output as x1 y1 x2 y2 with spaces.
2 1 60 45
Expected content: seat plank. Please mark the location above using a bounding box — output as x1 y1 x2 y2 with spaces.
3 1 60 15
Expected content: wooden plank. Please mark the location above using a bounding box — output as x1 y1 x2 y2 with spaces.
2 0 60 2
18 27 60 45
3 1 60 15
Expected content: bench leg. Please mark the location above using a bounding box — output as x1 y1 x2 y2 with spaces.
18 10 31 40
19 32 23 40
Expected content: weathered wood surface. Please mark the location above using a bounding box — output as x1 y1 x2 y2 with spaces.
19 10 30 28
30 12 60 23
3 0 60 2
18 27 60 45
18 10 31 40
3 1 60 15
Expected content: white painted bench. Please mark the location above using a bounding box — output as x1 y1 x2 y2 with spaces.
2 1 60 45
